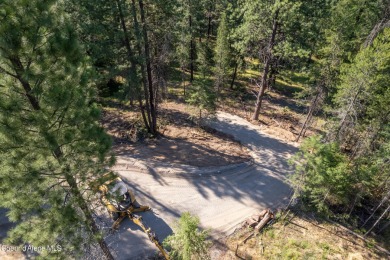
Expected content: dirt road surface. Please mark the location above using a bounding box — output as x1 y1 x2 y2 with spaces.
108 111 298 259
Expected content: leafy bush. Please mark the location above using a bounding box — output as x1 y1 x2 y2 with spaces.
163 212 210 260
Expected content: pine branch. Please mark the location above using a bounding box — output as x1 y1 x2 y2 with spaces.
0 65 18 78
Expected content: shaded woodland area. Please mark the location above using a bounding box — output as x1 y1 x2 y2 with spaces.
0 0 389 258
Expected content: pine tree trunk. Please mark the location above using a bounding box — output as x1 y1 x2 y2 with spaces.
230 61 238 90
365 203 390 237
252 55 270 120
207 16 212 38
296 89 320 142
269 63 278 89
362 191 390 228
252 9 279 120
335 87 362 140
116 0 150 131
10 56 114 260
182 67 186 97
131 0 153 132
189 15 194 82
64 173 114 260
138 0 157 134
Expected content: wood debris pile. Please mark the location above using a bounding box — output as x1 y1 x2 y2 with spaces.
243 209 274 232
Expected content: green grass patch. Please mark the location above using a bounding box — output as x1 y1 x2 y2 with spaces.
273 79 304 98
240 69 261 79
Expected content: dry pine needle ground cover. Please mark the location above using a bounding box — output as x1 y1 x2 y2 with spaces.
216 213 388 260
101 101 250 167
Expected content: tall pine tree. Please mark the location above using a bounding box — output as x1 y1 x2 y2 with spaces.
214 11 230 93
187 42 216 122
0 1 114 258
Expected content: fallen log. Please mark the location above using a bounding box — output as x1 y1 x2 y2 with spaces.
245 218 258 228
253 209 268 222
236 209 275 258
244 209 269 227
255 211 274 232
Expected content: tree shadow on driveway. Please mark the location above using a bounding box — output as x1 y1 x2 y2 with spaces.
113 111 299 255
108 211 173 260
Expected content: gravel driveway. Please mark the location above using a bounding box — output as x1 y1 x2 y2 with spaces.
109 111 298 259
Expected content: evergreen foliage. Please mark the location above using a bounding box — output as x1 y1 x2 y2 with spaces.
0 0 113 258
334 28 390 154
214 12 230 92
187 42 216 121
290 136 352 216
163 212 210 260
291 29 390 229
1 0 390 253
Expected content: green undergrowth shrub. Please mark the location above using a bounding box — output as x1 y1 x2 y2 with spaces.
163 212 210 260
289 136 353 216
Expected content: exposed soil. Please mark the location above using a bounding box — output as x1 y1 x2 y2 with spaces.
218 76 325 143
0 248 24 260
101 101 251 167
107 111 295 259
213 212 388 260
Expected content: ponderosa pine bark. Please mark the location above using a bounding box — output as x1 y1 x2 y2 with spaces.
115 0 150 132
189 15 195 82
230 61 238 90
138 0 157 134
252 9 279 120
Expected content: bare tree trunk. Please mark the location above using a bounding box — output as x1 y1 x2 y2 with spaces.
10 56 114 260
363 1 390 47
252 9 279 120
230 60 238 89
362 191 390 228
268 62 278 90
335 86 362 140
365 203 390 237
131 0 152 130
116 0 150 131
296 89 321 142
378 220 390 234
189 15 194 82
347 194 359 218
138 0 157 135
207 15 212 38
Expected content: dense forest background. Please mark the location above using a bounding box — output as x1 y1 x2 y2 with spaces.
0 0 389 258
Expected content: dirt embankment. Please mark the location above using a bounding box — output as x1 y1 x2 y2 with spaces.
101 102 251 167
213 212 389 260
219 90 323 143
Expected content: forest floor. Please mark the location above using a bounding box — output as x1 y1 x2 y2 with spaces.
102 61 322 168
98 63 390 259
103 110 296 259
218 65 325 143
167 60 325 144
102 101 251 167
213 211 389 260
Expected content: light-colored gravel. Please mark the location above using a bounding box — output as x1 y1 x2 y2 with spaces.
109 111 298 259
